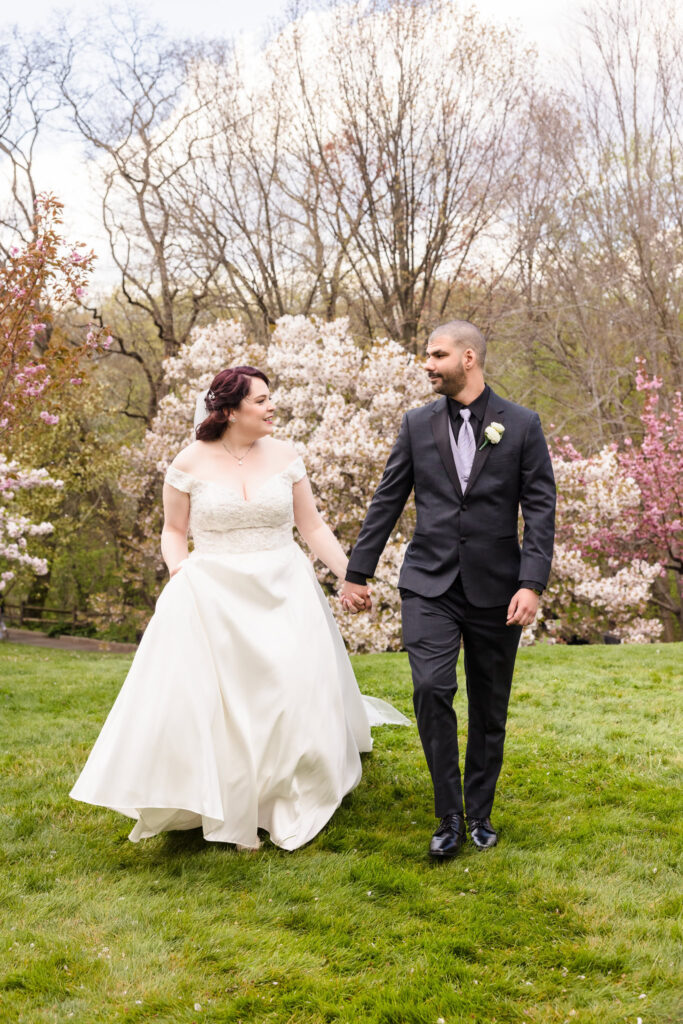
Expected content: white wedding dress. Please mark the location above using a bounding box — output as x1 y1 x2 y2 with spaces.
70 456 409 851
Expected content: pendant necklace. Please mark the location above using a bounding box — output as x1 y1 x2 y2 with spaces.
221 439 256 466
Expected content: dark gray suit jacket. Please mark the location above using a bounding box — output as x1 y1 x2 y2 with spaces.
347 389 556 606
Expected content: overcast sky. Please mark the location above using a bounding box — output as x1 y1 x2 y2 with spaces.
3 0 580 52
3 0 288 40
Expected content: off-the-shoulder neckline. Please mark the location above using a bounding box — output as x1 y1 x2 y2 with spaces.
165 455 304 503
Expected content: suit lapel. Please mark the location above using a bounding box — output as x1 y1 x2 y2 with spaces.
464 389 505 495
431 399 463 499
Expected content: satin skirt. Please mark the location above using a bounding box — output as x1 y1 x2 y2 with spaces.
70 543 409 850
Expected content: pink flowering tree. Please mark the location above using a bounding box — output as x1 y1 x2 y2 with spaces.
615 362 681 637
0 193 106 432
0 193 107 596
534 446 663 644
530 363 681 643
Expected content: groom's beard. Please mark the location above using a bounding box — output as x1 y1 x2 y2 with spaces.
428 363 467 397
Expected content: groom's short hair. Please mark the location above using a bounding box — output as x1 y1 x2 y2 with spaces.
429 320 487 368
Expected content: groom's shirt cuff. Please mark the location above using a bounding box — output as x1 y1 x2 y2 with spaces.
345 570 368 585
519 580 544 594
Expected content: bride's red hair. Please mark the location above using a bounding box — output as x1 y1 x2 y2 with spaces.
195 366 270 441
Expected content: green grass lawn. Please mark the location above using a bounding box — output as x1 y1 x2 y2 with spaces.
0 642 681 1024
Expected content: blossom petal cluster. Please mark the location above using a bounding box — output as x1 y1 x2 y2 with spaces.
0 455 63 591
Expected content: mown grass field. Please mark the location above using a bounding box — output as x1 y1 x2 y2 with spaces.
0 642 681 1024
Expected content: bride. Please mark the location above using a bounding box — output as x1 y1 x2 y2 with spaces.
70 365 409 851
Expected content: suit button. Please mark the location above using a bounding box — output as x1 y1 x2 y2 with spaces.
461 537 468 544
461 504 468 511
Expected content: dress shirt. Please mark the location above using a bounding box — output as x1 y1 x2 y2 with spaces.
447 384 490 446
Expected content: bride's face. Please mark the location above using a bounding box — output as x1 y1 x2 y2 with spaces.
231 377 275 437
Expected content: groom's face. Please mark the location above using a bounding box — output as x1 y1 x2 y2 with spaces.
425 336 467 398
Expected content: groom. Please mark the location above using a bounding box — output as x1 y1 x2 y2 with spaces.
341 320 556 857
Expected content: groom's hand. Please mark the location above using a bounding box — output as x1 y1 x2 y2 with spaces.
506 588 539 627
340 581 372 613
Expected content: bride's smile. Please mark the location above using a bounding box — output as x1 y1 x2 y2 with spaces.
225 377 275 440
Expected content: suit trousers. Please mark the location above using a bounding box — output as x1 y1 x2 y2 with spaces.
400 575 522 819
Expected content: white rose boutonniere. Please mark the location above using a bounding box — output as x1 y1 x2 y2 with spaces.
479 422 505 450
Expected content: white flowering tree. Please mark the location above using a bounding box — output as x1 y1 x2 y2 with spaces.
268 316 430 651
0 457 63 594
531 446 663 644
123 315 430 651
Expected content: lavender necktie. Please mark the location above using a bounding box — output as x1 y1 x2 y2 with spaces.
456 408 475 490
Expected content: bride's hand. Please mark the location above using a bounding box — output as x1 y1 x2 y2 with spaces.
340 581 372 613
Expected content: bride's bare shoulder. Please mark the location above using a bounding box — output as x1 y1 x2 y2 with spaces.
264 437 299 465
171 441 212 473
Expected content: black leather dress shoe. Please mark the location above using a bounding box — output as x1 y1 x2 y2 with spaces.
468 816 498 850
429 813 466 858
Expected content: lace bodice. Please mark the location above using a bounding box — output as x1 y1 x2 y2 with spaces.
164 456 306 555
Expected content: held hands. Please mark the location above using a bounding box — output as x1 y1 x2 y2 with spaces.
341 582 536 621
340 580 372 613
506 588 539 627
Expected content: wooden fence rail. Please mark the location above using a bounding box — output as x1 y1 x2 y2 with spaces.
0 603 94 628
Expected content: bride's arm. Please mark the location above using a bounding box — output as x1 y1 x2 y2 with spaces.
161 483 190 576
292 475 348 581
